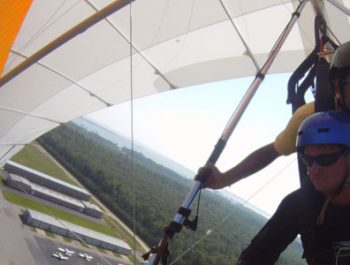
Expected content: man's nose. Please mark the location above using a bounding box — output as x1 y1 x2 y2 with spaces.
308 162 322 174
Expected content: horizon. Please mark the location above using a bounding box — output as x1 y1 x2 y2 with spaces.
86 73 312 216
74 117 274 219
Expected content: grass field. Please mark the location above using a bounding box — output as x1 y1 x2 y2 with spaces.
4 142 147 254
2 190 117 236
11 142 78 185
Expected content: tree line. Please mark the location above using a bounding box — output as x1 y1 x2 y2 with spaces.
37 122 305 265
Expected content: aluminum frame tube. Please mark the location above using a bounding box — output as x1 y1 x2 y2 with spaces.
148 0 309 264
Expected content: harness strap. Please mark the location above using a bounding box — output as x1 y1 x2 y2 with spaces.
315 60 335 112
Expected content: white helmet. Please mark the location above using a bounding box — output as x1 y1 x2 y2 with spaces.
329 41 350 81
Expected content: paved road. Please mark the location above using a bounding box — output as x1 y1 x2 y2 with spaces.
0 189 37 265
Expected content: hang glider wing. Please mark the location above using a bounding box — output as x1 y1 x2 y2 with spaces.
1 0 350 165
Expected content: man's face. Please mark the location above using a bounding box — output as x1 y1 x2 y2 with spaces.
334 74 350 111
302 144 348 194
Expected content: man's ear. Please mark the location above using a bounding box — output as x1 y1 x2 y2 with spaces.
333 80 341 100
332 80 343 109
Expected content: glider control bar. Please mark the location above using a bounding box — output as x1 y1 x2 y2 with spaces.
0 0 132 87
146 1 309 264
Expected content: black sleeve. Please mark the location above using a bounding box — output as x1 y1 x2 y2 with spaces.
236 190 301 265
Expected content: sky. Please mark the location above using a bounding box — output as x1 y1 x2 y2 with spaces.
87 73 313 217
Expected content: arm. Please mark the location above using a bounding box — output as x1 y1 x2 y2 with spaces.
201 102 316 189
224 142 280 183
200 143 280 189
199 102 315 189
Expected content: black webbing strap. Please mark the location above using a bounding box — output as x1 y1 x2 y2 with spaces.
287 15 337 185
314 60 335 112
164 207 192 238
287 51 318 113
177 207 191 218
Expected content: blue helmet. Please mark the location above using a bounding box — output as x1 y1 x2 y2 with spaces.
296 111 350 152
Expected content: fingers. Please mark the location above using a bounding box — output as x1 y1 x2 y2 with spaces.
195 166 212 183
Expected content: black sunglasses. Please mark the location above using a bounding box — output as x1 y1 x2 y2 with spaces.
299 149 348 167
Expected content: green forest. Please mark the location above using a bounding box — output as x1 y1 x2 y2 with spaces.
37 122 305 265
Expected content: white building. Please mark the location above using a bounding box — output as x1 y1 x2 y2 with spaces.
23 209 132 255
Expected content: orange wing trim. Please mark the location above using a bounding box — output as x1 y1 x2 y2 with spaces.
0 0 32 75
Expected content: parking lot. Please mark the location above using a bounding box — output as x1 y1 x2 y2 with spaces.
0 188 130 265
34 236 127 265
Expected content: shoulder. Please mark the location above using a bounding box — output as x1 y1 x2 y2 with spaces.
288 102 315 126
278 188 304 208
274 102 315 155
278 185 321 212
290 101 315 123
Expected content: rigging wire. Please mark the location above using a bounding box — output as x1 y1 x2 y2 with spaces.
325 0 349 46
5 0 79 72
0 106 62 125
170 157 297 265
283 0 341 49
219 0 260 71
163 0 314 262
279 0 315 48
128 1 137 264
170 0 344 262
170 1 346 262
149 1 308 264
0 0 131 87
4 1 142 263
327 0 350 16
3 1 137 264
325 26 341 46
151 0 197 77
310 0 342 46
84 0 176 89
9 50 112 107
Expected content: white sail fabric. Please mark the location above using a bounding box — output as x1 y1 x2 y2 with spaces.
1 0 350 164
